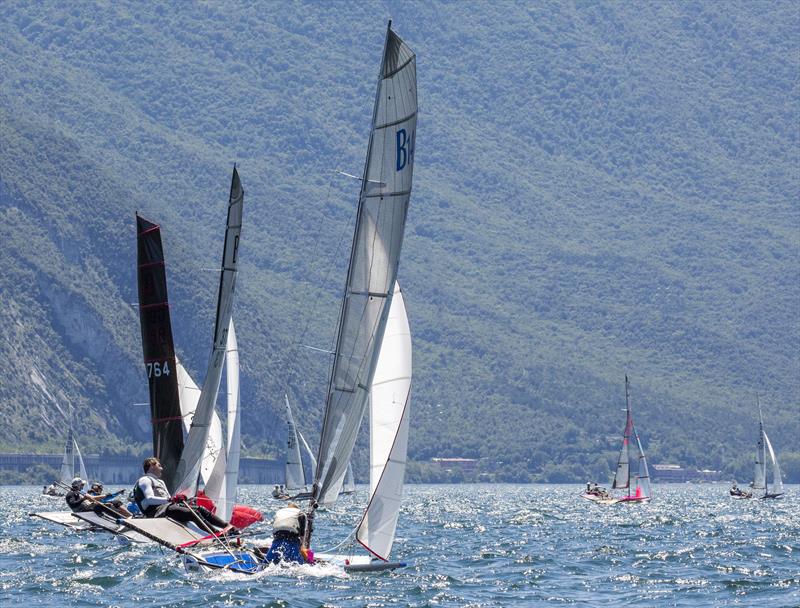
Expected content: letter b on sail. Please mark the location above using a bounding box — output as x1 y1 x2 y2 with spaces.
396 128 414 171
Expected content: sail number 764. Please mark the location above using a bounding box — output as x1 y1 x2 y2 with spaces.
146 361 171 378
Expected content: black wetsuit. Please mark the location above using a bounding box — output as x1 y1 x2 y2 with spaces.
65 490 103 515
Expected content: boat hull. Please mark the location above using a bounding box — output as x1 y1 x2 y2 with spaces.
315 552 406 572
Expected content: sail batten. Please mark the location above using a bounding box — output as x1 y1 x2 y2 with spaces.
174 168 243 497
312 24 417 507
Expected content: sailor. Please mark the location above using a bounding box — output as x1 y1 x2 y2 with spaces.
260 502 312 564
87 482 133 518
133 457 234 534
65 478 100 513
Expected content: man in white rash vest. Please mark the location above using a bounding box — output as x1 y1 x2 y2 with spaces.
133 457 234 533
256 502 312 564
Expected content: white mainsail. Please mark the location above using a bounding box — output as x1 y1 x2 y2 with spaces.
312 22 417 508
59 429 75 485
284 394 306 491
356 282 412 561
174 167 243 497
753 415 767 490
612 378 633 490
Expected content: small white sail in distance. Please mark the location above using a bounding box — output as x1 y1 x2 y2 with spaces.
763 433 784 496
356 282 412 561
284 394 306 491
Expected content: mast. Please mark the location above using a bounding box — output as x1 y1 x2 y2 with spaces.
137 214 184 491
310 21 417 510
174 167 244 496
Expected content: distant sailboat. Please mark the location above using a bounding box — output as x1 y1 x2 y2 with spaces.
281 394 311 497
43 426 88 496
751 397 784 500
341 462 356 495
607 376 651 504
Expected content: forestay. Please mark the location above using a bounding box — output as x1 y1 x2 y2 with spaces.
174 167 243 497
313 22 417 507
356 282 412 561
136 214 184 491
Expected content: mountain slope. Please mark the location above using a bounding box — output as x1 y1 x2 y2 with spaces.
0 1 797 482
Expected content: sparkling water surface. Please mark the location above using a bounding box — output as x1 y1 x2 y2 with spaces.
2 484 797 607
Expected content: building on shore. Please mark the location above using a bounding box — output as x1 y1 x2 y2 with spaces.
0 452 283 485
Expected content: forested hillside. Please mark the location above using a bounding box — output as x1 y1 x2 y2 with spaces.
1 1 798 483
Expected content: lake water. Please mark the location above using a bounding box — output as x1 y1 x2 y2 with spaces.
2 484 798 607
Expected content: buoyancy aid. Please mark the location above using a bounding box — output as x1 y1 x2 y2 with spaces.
272 506 302 535
133 474 170 512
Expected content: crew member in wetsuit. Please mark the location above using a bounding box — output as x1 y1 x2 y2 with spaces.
87 482 132 517
133 457 234 533
259 502 312 564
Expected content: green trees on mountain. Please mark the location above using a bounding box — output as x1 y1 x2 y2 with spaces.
0 2 797 482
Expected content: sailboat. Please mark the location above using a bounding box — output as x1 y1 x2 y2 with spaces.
751 397 784 500
41 426 88 497
182 22 417 574
276 394 313 499
305 21 416 570
605 376 651 504
120 168 263 544
341 462 356 495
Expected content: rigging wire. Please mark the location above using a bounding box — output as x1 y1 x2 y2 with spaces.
272 167 361 439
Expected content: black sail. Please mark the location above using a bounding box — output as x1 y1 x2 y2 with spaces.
136 214 184 492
